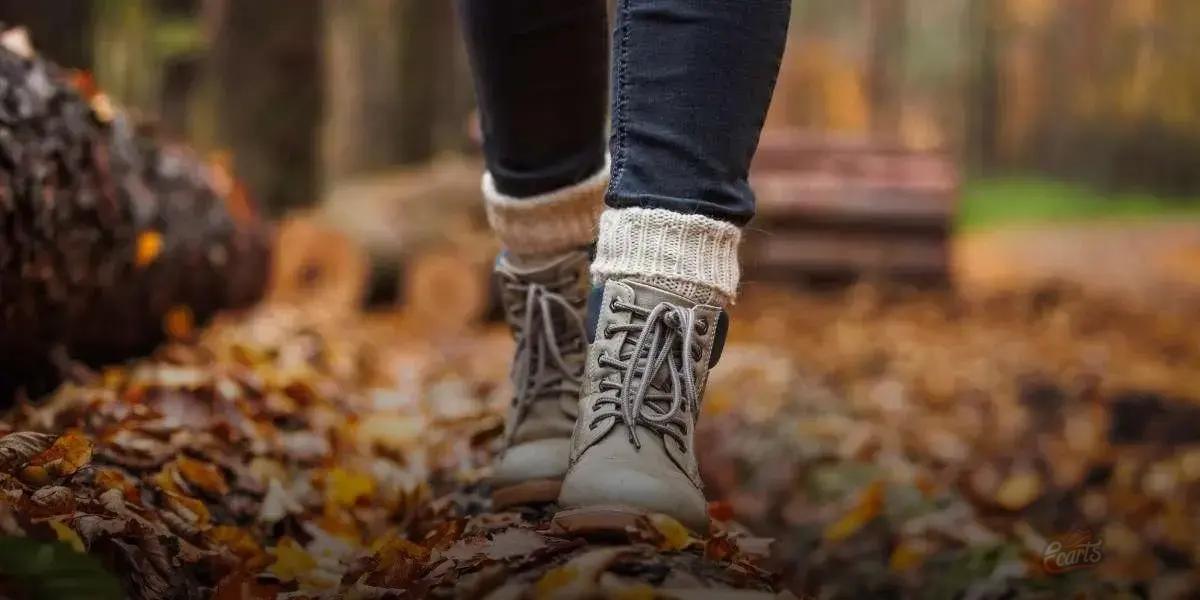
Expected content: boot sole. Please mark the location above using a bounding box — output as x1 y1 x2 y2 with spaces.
551 504 710 537
491 479 562 509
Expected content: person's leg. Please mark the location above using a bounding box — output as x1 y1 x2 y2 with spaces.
456 0 610 508
557 0 791 534
590 0 791 305
459 0 610 259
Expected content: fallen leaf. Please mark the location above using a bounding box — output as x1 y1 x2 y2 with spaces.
49 519 85 553
211 525 268 569
135 230 163 267
534 566 578 599
259 478 303 523
0 431 56 470
268 536 317 583
485 527 549 561
19 430 93 485
164 306 195 340
647 514 695 551
176 456 230 496
212 571 283 600
995 470 1043 511
325 467 375 507
823 480 885 542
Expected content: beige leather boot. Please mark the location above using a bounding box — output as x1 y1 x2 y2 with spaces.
553 278 723 534
490 250 591 508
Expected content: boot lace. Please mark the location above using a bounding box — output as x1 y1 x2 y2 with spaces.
589 299 706 451
500 273 587 442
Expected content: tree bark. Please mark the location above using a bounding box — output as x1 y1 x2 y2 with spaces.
209 0 322 215
867 0 907 138
321 0 473 184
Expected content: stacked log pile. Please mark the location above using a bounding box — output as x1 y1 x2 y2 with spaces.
746 130 958 286
0 29 272 398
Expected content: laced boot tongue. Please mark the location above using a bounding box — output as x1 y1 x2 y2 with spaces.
496 251 590 444
621 281 698 388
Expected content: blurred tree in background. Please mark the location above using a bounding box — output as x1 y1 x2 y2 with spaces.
3 0 1198 211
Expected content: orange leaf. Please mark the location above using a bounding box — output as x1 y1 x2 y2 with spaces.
94 467 141 504
135 231 163 267
211 525 268 570
708 500 735 522
20 430 92 484
164 492 211 527
176 456 230 496
164 305 195 340
704 534 739 562
213 571 282 600
823 480 885 542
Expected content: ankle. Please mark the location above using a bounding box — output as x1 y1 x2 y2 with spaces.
483 157 609 259
590 207 742 307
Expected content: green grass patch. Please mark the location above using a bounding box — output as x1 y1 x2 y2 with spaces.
958 178 1200 230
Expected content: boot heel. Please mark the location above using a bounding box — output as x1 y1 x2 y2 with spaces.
491 479 562 509
551 505 659 537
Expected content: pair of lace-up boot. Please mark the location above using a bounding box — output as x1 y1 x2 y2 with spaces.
491 250 723 534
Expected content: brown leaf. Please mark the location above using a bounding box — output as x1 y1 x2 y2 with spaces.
0 431 55 472
212 571 283 600
25 486 75 520
484 527 550 561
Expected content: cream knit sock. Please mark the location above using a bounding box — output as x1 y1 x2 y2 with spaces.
591 207 742 307
482 157 609 260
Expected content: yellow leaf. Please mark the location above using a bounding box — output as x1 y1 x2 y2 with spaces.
268 537 317 583
49 519 85 553
534 566 578 599
648 514 694 551
135 231 163 267
823 480 885 542
889 539 926 573
995 471 1042 511
325 468 375 507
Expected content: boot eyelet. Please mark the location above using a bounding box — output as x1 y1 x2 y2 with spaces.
609 298 619 311
690 346 703 361
603 325 614 338
694 317 709 334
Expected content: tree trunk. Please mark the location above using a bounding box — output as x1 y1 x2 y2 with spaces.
867 0 906 138
0 36 272 399
965 0 1000 173
321 0 472 184
209 0 322 215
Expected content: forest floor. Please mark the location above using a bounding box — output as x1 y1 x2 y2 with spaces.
2 217 1199 599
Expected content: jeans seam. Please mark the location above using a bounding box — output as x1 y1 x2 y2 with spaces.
609 0 633 198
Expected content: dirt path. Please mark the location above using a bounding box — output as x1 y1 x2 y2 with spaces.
955 219 1200 305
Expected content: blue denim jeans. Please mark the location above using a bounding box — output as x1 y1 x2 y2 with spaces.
458 0 790 226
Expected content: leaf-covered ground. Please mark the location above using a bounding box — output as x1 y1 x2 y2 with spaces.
1 281 1198 599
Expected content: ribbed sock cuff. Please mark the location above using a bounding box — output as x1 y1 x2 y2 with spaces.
591 207 742 306
482 157 609 258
